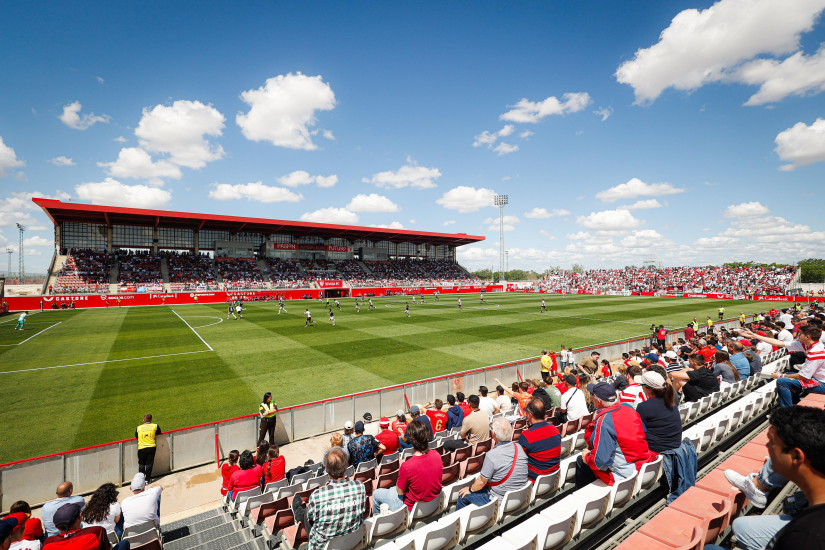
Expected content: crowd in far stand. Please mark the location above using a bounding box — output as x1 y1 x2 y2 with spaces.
218 258 266 290
52 249 112 294
537 265 796 295
116 251 163 291
362 259 476 287
166 252 218 291
264 258 309 289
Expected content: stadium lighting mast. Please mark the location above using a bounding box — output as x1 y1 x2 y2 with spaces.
494 195 508 284
5 248 11 278
16 223 24 284
505 250 509 272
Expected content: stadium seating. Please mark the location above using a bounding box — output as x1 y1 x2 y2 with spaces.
264 258 309 289
52 249 112 294
117 251 163 290
167 252 218 291
218 258 266 289
536 265 796 295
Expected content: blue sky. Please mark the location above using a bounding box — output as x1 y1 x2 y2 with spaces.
2 0 825 272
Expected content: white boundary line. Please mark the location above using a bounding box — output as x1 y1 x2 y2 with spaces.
172 309 214 351
0 350 212 375
183 316 224 329
0 322 62 346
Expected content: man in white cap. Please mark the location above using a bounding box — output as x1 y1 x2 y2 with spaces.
663 350 683 373
121 473 163 529
342 421 355 448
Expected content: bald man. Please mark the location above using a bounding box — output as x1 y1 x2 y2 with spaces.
41 482 86 537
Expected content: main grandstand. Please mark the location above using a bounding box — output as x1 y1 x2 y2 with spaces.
34 198 484 297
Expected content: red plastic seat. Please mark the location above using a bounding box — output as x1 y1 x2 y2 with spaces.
281 521 309 550
451 446 473 464
695 469 748 516
378 460 399 476
717 454 763 475
669 487 734 543
473 439 493 455
461 453 485 479
372 470 399 492
442 463 460 486
617 525 704 550
264 508 295 537
249 496 289 525
736 443 768 462
638 508 709 548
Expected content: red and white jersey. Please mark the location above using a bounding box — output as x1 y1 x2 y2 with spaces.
788 340 825 382
618 383 648 409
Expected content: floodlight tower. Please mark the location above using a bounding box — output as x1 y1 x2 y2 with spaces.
494 195 508 284
16 223 24 284
506 250 509 272
5 248 11 278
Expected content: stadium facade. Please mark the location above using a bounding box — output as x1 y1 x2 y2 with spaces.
33 198 484 261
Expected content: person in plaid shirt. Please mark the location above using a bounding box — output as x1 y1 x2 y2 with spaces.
306 447 366 550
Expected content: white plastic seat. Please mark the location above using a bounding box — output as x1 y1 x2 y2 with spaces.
504 500 577 549
365 506 407 544
709 391 721 408
230 487 261 512
439 499 497 542
595 469 637 512
686 401 700 420
264 479 288 494
741 403 754 423
320 523 367 550
106 531 119 545
356 458 377 473
122 530 158 548
305 474 329 490
568 484 611 532
123 521 158 538
572 430 587 450
686 432 701 452
395 516 459 550
557 456 578 487
408 495 443 527
495 482 532 522
678 406 688 424
291 470 313 486
694 424 715 451
381 452 399 465
345 465 355 478
239 491 274 517
400 448 415 462
632 455 663 496
530 471 560 504
558 434 573 457
698 395 712 413
719 386 732 402
274 482 304 500
479 535 535 550
727 409 743 432
440 476 475 512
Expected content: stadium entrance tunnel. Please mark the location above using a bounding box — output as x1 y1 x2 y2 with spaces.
321 289 349 298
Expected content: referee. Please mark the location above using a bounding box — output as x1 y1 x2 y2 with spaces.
259 392 278 445
136 414 161 482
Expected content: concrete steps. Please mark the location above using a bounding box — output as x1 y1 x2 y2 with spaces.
161 257 171 292
357 260 372 275
163 518 243 550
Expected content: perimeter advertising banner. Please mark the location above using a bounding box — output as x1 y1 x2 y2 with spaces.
317 280 344 288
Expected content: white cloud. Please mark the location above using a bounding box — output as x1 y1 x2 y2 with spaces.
49 156 76 167
724 201 771 218
114 136 128 143
618 229 665 249
775 117 825 170
276 170 338 188
409 219 416 224
98 147 182 185
594 107 613 121
0 136 26 177
538 230 558 240
524 207 570 219
346 193 400 213
617 199 665 210
436 186 496 213
443 220 456 226
76 178 172 209
236 72 336 151
96 76 105 84
519 131 534 139
736 46 825 105
368 221 405 229
500 92 591 123
576 209 642 230
14 172 26 182
473 125 515 148
59 101 110 130
322 129 335 140
615 0 825 105
208 181 303 203
24 235 53 247
595 178 685 202
299 207 359 225
566 232 591 240
0 190 68 229
135 100 225 170
484 215 520 225
363 157 441 189
493 142 519 155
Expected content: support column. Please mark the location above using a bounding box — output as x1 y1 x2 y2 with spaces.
194 231 199 255
106 227 112 253
152 228 158 255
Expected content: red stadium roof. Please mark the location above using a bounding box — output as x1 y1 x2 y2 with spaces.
32 198 485 246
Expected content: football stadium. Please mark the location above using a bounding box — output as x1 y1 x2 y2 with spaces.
3 3 825 550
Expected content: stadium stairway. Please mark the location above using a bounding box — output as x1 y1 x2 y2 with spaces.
256 259 269 285
138 352 786 550
44 254 67 294
161 258 171 292
213 258 223 288
109 263 118 294
358 261 373 275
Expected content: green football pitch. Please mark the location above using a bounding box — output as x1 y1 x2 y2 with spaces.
0 293 786 463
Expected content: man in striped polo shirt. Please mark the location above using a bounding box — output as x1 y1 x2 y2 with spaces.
618 365 648 409
739 325 825 407
517 397 561 481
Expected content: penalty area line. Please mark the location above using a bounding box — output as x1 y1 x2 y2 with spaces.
0 350 213 375
172 309 214 351
0 322 62 346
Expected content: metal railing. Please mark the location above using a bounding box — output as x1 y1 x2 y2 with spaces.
0 317 744 512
